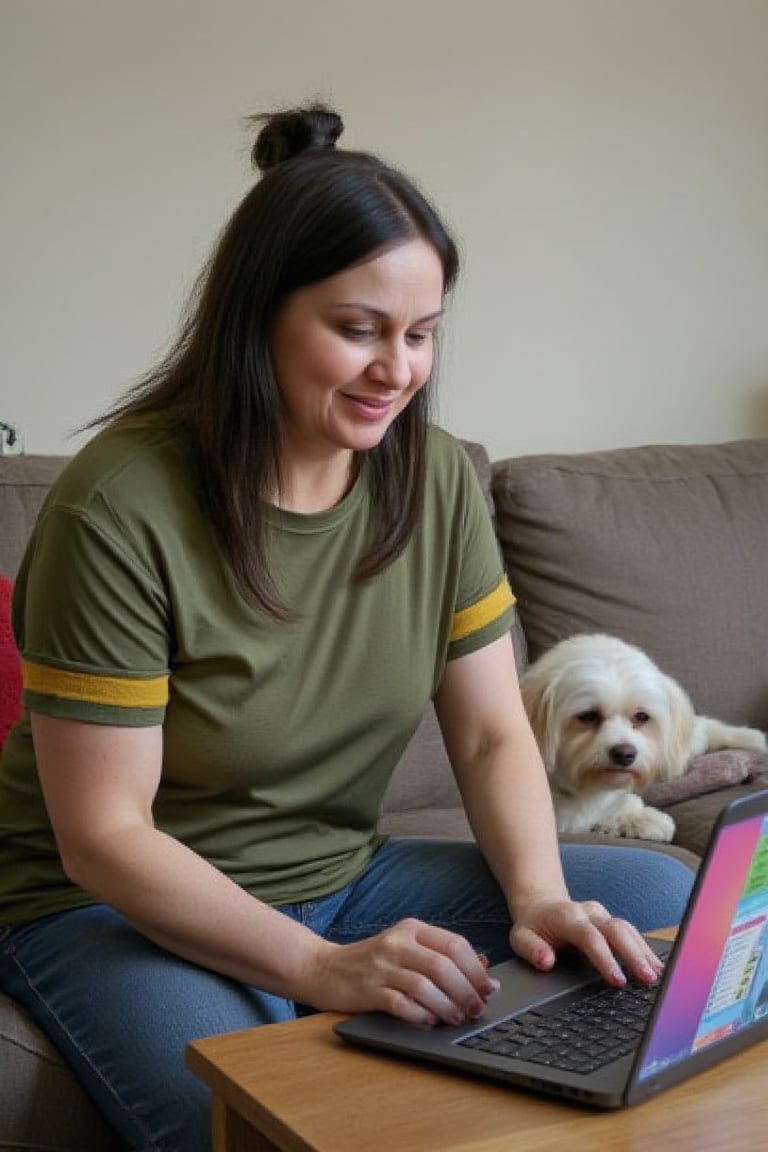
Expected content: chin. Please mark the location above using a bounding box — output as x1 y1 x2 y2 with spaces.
520 633 768 842
331 412 399 454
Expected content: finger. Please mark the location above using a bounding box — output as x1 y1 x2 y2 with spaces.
600 918 666 983
560 909 664 986
560 918 628 986
416 944 497 1022
578 903 665 980
383 986 440 1028
508 922 558 971
509 900 667 987
416 924 501 1004
512 903 625 984
386 925 500 1024
395 964 475 1025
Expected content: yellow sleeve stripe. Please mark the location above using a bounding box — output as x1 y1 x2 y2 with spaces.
449 578 516 643
22 660 169 710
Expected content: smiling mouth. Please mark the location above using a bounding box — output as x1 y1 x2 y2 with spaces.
344 394 393 419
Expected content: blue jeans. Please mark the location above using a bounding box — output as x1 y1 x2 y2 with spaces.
0 839 693 1152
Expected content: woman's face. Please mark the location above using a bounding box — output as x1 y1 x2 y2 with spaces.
271 238 445 464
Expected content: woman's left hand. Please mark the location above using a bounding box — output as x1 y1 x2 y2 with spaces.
509 898 666 986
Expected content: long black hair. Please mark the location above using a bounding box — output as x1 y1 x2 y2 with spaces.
98 104 460 617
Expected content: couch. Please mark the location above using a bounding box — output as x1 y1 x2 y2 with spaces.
2 436 767 1151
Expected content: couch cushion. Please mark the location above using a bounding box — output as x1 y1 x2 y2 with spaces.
0 992 125 1150
665 775 768 858
492 439 768 729
0 455 68 577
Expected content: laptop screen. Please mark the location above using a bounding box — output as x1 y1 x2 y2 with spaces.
638 811 768 1080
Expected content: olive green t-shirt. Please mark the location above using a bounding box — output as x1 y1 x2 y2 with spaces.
0 421 515 923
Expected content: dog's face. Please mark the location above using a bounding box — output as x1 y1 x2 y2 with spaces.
520 635 696 798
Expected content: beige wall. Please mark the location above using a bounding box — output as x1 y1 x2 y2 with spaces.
2 0 767 460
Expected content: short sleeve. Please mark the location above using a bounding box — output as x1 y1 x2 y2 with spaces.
445 442 516 661
14 504 170 726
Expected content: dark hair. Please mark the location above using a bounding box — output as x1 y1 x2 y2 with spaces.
99 103 460 617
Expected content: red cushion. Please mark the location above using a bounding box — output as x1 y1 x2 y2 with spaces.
0 575 22 750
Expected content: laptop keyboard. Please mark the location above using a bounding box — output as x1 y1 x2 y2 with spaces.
458 978 661 1074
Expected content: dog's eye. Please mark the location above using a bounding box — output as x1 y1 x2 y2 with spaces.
633 711 651 726
576 709 602 726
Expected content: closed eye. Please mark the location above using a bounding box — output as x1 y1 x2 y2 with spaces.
576 709 602 727
339 326 434 347
406 330 433 347
340 325 375 341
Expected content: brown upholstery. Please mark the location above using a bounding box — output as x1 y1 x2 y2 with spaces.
492 438 768 728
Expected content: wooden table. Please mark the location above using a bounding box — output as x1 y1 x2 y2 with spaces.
187 930 768 1152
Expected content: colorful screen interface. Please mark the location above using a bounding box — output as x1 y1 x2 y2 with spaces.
638 812 768 1080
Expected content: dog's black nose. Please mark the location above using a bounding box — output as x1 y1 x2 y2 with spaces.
609 743 637 767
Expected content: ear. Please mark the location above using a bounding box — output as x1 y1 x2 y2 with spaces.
657 673 696 778
520 665 560 776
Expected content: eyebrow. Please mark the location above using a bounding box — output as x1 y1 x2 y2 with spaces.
329 303 444 324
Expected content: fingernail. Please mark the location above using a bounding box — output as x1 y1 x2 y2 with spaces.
466 999 485 1019
612 967 627 985
484 978 501 996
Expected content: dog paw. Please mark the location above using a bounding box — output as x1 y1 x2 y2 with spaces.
700 720 768 754
595 806 676 843
735 728 768 753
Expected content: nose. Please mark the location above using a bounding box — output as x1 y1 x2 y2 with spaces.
367 341 413 391
609 743 637 767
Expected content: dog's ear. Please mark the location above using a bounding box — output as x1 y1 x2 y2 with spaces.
519 665 560 776
657 673 696 778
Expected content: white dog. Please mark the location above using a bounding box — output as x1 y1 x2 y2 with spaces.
520 633 768 841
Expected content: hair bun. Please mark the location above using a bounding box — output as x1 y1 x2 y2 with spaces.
250 104 344 172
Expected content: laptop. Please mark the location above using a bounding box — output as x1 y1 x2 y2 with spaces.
335 789 768 1107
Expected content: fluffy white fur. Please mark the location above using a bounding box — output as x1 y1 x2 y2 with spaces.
520 633 768 841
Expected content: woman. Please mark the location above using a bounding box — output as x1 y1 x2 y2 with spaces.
0 105 694 1152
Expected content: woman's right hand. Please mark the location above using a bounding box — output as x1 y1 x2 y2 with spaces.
304 917 500 1026
30 716 497 1025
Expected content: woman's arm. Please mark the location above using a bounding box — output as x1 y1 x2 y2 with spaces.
31 714 496 1026
434 633 664 986
32 714 327 987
